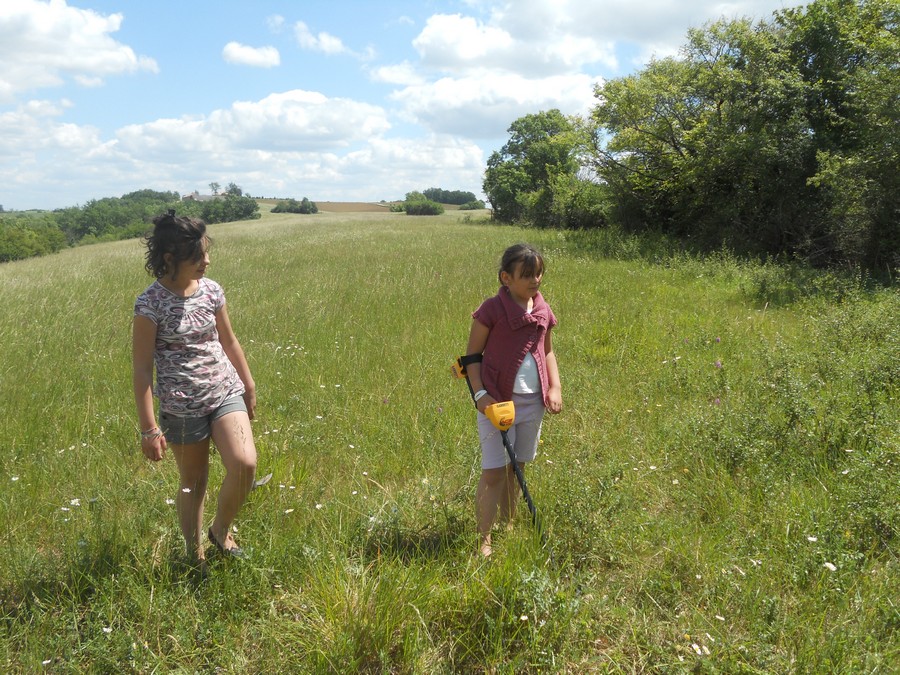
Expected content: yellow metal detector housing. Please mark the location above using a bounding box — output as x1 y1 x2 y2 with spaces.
484 401 515 431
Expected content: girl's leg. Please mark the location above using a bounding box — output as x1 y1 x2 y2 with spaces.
171 440 212 560
499 462 523 524
476 466 508 556
208 411 257 548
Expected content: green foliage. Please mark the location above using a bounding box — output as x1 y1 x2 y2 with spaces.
0 214 67 262
483 109 592 227
421 187 478 205
399 191 445 215
271 197 319 214
193 194 261 224
590 0 900 271
458 200 486 210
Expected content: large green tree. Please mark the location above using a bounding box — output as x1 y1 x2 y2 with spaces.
483 109 589 226
779 0 900 270
590 0 899 269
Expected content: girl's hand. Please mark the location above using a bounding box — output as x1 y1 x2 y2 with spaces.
141 433 167 462
546 387 563 414
476 395 497 414
243 388 257 421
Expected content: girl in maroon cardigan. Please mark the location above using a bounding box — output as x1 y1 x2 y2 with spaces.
464 243 562 557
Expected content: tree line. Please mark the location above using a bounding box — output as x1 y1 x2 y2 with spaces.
483 0 898 274
0 187 260 263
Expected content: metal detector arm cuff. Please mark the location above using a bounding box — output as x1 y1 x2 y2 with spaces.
458 353 483 371
453 353 483 403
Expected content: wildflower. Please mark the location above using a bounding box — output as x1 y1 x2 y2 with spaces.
824 562 837 572
102 627 112 634
182 487 191 493
714 360 722 368
807 536 818 542
715 337 721 343
520 615 529 622
165 498 175 505
315 503 323 510
691 643 703 656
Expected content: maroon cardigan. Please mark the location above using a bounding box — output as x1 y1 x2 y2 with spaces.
472 286 557 406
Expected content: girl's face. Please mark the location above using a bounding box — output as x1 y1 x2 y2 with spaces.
502 261 543 304
165 238 210 281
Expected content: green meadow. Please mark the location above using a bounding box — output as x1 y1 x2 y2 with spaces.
0 209 896 672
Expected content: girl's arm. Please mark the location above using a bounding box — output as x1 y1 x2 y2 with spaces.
465 318 495 413
216 304 257 420
132 315 167 461
544 328 562 414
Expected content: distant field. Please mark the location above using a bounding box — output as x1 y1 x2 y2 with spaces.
256 199 464 213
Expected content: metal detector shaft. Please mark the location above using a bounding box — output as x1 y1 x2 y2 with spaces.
499 429 546 545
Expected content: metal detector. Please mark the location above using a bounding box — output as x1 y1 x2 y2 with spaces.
453 356 546 544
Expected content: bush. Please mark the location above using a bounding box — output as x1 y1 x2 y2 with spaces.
404 200 444 216
272 198 319 214
459 200 486 210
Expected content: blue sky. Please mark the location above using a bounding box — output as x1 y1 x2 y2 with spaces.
1 0 803 210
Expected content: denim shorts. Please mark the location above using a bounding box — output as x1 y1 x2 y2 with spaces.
159 395 247 445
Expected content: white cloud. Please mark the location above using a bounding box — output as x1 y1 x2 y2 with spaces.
294 21 347 55
368 61 425 86
222 42 281 68
0 0 158 103
116 90 392 156
267 14 286 33
391 71 599 138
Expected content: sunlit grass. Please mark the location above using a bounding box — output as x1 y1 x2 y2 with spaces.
0 208 896 671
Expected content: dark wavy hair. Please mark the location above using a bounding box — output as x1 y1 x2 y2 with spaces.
143 210 210 279
498 243 544 283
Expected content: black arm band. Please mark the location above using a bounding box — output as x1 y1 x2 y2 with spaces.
459 353 483 369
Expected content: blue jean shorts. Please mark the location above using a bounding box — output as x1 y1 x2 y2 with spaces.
159 395 247 445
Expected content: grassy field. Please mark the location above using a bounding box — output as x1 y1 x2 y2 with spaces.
0 208 896 672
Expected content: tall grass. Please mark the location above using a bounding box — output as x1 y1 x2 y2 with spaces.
0 210 896 672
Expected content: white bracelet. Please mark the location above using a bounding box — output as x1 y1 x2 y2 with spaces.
473 389 488 402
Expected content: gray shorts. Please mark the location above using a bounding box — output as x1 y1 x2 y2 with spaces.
478 392 545 470
159 395 247 445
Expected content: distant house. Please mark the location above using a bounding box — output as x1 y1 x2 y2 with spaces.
181 191 224 202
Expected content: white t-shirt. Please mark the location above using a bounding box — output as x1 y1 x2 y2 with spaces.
513 352 540 393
